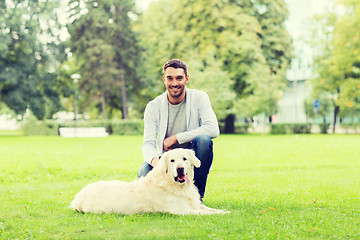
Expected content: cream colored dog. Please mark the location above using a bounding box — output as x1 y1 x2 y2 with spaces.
71 148 228 215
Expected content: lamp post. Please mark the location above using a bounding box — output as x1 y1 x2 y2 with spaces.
71 74 80 132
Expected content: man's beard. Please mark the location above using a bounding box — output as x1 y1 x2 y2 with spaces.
168 86 184 98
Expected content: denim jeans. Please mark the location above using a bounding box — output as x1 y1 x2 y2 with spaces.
137 134 213 199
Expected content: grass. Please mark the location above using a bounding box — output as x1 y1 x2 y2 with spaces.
0 130 23 136
0 134 359 239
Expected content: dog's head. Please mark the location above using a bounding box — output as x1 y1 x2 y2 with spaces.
160 148 201 185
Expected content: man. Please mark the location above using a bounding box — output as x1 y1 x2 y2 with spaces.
138 59 219 201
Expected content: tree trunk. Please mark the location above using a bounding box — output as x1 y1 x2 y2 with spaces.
332 88 340 133
224 114 235 134
332 105 339 133
100 88 107 120
120 69 128 119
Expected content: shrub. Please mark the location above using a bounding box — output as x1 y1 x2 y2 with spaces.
270 124 288 134
319 123 330 134
22 119 144 136
219 122 250 134
234 123 250 134
340 122 360 133
292 124 312 134
111 119 144 135
270 123 311 134
22 120 59 136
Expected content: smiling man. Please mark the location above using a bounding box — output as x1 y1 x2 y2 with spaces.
138 59 220 201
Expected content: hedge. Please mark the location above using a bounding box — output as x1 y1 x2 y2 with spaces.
270 123 312 134
218 122 250 134
22 119 59 136
340 122 360 133
22 119 144 136
319 123 330 134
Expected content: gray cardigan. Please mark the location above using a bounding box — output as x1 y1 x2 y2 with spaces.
142 88 220 164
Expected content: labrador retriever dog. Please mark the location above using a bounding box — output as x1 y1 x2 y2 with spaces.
71 148 228 215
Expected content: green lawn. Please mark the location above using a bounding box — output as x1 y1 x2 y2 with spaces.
0 134 359 239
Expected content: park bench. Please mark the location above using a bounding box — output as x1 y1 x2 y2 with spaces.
59 127 108 138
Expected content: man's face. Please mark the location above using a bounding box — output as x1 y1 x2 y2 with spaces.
163 67 189 102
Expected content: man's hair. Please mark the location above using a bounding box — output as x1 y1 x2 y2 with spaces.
163 59 188 76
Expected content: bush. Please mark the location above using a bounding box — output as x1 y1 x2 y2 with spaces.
340 122 360 133
219 122 250 134
319 123 330 134
57 120 110 128
270 124 288 134
22 120 59 136
234 123 250 134
270 123 311 134
111 119 144 135
292 124 312 134
22 119 144 136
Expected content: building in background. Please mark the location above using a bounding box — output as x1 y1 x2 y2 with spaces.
276 0 344 123
277 45 312 123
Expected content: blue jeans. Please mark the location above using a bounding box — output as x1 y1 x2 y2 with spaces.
137 135 213 199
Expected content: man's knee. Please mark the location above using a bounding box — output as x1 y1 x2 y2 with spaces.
192 135 213 149
137 161 153 178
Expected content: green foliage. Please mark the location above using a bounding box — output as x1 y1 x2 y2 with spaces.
22 119 59 136
21 119 144 135
304 94 332 122
0 0 66 119
340 122 360 133
187 59 236 119
1 135 360 238
67 0 141 119
291 123 312 134
319 123 330 134
219 122 250 134
234 123 251 134
270 123 311 134
310 0 360 125
110 119 144 135
137 0 292 120
270 123 288 134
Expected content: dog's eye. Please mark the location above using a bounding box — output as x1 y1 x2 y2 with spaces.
183 157 187 161
170 159 175 163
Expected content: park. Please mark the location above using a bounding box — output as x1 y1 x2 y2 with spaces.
1 134 359 239
1 0 360 239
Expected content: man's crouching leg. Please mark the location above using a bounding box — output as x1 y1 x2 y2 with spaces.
190 135 213 199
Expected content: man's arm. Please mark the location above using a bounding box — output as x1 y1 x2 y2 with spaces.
163 135 177 151
150 157 159 167
176 91 219 144
142 102 160 165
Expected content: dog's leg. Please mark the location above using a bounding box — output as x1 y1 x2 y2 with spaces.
199 205 230 214
168 207 229 215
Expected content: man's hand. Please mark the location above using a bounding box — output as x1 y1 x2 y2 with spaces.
151 157 159 167
163 135 178 151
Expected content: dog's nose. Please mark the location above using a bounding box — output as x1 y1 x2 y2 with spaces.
177 167 184 176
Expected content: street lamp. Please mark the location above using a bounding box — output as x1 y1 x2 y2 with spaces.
71 74 81 130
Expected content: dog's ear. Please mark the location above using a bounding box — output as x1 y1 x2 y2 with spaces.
187 149 201 168
158 152 168 173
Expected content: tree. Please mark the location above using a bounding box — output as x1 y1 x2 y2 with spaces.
67 0 141 119
330 0 360 122
310 0 360 132
0 0 66 119
137 0 292 131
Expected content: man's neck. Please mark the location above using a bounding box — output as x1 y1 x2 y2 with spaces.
167 92 186 105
